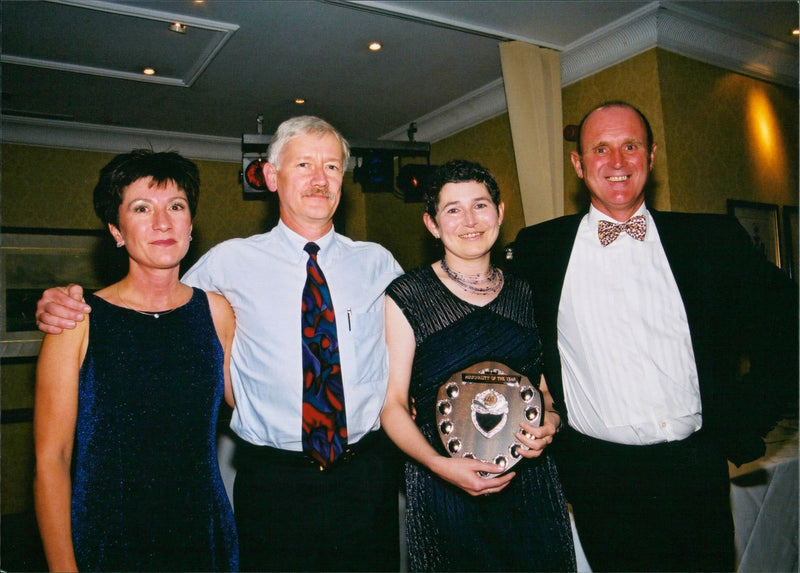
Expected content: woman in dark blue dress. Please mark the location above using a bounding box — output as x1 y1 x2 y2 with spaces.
34 150 238 571
382 160 575 571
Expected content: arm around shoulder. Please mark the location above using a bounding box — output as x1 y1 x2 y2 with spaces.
35 284 92 335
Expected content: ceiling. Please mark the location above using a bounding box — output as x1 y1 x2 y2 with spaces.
2 0 798 160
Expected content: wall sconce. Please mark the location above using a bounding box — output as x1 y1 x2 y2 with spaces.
563 124 579 142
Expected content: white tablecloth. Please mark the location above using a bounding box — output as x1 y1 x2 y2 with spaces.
729 418 798 572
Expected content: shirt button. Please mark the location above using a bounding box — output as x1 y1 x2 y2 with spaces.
661 422 667 428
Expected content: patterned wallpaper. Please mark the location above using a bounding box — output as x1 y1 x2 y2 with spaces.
658 50 798 213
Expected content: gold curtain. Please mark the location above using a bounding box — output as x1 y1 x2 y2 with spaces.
499 41 564 225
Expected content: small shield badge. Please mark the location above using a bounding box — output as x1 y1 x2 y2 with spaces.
436 361 542 476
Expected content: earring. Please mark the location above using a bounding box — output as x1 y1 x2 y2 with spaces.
116 240 124 248
189 235 193 242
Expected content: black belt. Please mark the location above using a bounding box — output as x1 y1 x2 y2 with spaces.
237 429 384 472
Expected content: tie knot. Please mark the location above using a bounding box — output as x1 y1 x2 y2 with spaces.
304 242 320 256
597 215 647 246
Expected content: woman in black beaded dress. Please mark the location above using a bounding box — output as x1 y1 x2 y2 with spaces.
34 150 238 571
382 160 575 572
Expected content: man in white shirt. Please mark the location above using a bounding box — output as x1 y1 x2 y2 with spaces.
509 101 798 572
36 116 404 571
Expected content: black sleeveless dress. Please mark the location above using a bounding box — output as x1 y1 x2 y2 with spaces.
71 288 238 571
386 267 575 572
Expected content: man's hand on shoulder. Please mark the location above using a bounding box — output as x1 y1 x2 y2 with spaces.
36 284 91 334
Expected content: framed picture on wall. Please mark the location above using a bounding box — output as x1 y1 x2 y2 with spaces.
783 206 798 281
1 227 121 358
726 200 781 267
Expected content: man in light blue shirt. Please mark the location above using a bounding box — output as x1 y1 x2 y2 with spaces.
36 116 404 571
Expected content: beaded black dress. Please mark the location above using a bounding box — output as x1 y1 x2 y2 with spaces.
386 267 575 572
71 288 238 572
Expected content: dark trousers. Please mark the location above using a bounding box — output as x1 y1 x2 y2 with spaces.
233 431 401 572
555 427 735 572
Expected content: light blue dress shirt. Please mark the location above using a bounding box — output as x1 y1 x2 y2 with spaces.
182 220 403 450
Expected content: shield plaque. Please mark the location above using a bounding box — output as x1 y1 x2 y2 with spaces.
435 361 542 477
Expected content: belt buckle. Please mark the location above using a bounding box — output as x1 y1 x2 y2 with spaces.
307 446 355 471
304 455 326 471
306 446 356 472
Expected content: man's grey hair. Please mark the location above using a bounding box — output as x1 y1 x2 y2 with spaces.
267 115 350 169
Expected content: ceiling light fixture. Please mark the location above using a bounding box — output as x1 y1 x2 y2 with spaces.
369 42 382 51
295 98 306 105
143 67 156 76
793 29 799 36
170 22 187 33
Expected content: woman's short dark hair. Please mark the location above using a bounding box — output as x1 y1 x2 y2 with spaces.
93 149 200 227
424 159 501 219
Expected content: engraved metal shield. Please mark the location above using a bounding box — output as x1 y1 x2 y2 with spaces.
435 361 542 476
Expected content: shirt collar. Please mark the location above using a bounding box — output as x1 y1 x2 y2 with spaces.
277 219 337 261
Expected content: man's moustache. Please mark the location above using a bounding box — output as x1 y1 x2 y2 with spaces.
303 188 332 198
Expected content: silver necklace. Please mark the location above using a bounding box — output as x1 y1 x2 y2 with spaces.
440 258 504 295
116 285 180 319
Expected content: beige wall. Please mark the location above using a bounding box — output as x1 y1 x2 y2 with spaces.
658 50 798 212
2 50 797 515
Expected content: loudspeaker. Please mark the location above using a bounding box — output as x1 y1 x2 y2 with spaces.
353 154 394 193
396 164 437 203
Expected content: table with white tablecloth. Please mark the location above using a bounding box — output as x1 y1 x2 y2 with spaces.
728 418 798 572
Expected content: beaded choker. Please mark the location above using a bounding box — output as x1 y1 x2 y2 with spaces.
440 258 504 296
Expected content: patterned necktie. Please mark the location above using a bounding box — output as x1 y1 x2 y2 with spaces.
598 214 647 246
301 242 347 466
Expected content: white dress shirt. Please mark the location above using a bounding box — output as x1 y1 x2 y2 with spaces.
183 220 403 450
557 205 702 444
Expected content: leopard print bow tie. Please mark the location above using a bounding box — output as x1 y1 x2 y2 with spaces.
597 215 647 246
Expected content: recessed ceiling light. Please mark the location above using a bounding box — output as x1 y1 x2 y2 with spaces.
369 42 382 51
169 22 187 33
143 67 156 76
295 98 306 105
